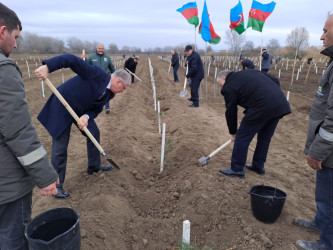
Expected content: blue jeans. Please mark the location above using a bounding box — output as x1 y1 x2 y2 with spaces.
105 101 110 110
52 120 100 188
0 191 32 250
315 167 333 249
173 66 179 82
231 117 280 172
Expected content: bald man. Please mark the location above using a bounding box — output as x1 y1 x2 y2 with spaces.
83 44 115 113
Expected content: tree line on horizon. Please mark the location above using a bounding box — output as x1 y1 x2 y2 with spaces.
13 27 322 59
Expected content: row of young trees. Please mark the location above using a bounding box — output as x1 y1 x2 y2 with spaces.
15 26 313 56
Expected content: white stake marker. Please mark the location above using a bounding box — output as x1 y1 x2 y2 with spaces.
160 123 166 173
158 101 161 134
182 220 191 245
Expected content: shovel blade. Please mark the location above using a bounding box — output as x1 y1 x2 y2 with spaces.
102 152 120 170
179 89 187 98
198 156 208 166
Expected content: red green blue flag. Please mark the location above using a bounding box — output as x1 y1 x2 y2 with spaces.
177 2 199 27
230 1 246 35
199 0 221 45
247 0 276 32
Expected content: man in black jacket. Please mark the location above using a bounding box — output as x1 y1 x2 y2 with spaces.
217 69 291 178
124 56 138 83
171 50 179 83
240 58 255 70
184 45 204 107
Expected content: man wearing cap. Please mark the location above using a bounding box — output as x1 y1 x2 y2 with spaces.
261 49 271 73
124 56 139 83
184 45 204 108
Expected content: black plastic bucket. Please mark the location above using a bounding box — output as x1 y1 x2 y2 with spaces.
248 185 287 224
25 207 80 250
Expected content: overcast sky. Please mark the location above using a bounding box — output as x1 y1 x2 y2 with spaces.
2 0 332 51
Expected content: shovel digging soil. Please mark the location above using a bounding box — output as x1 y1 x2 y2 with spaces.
180 65 189 97
198 139 231 166
44 78 120 170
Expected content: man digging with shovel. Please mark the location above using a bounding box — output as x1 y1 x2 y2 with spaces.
217 69 291 178
35 54 131 199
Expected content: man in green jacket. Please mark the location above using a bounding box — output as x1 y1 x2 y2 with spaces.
83 44 115 114
0 3 59 249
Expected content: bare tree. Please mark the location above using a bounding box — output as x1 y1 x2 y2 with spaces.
286 27 309 50
266 38 280 51
108 43 119 54
286 27 309 85
67 37 84 53
224 29 246 56
243 40 254 51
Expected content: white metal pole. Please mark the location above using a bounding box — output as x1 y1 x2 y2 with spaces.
158 101 161 134
286 91 290 101
160 123 166 173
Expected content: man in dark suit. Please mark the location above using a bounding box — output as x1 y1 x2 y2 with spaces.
184 45 204 108
35 54 131 198
217 69 291 178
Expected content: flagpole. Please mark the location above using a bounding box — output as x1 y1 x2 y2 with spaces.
259 38 263 71
194 26 197 51
205 42 208 103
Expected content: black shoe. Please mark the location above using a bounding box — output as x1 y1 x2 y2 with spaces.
245 164 265 175
188 104 199 108
219 168 244 178
87 164 113 175
105 109 110 114
293 219 320 233
187 98 193 101
55 188 70 199
295 240 328 249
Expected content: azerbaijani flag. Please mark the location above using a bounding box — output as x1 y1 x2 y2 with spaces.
247 0 276 32
176 2 199 27
199 0 221 44
230 1 246 35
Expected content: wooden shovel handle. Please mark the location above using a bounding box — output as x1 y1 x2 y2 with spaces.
44 78 104 154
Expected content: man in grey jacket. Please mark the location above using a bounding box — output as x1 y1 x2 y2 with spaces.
294 14 333 250
0 3 59 249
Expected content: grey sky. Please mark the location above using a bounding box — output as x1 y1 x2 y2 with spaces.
2 0 332 51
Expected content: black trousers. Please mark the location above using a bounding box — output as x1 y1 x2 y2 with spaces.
190 77 203 106
51 120 100 188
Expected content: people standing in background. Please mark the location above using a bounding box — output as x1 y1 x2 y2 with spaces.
171 50 179 83
261 49 271 73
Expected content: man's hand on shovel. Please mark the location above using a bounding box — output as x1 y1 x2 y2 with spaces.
78 115 88 130
35 65 49 80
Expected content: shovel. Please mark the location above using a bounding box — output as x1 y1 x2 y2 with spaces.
198 139 231 166
179 65 189 97
167 63 171 74
44 78 120 170
125 68 142 82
